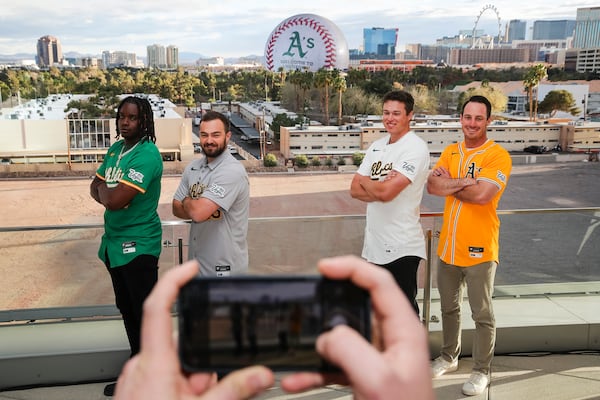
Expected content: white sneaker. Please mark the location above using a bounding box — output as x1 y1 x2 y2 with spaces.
431 356 458 378
462 371 489 396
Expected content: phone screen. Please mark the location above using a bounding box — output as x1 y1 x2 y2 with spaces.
177 275 371 373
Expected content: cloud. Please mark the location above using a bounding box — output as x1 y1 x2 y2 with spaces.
0 0 595 58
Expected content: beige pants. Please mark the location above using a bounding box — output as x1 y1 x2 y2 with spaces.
437 259 497 374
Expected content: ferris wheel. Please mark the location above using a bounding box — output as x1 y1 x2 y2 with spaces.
472 4 502 49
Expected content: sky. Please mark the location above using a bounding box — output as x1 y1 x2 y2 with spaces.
0 1 598 59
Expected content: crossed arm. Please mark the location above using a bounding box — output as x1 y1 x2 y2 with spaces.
90 176 139 210
426 166 500 205
172 197 220 223
350 171 411 203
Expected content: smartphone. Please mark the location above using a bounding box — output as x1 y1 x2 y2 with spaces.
177 275 371 373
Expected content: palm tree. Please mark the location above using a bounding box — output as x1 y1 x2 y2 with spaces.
288 70 304 111
523 64 548 121
314 68 334 125
206 71 217 102
277 67 287 86
331 70 347 125
299 70 313 115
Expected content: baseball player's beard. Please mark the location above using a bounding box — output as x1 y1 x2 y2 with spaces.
202 143 226 158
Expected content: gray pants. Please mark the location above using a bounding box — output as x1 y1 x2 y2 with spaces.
437 259 497 374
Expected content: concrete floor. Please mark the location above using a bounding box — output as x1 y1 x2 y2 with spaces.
1 353 599 400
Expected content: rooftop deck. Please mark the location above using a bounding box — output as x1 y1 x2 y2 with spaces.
2 291 599 399
1 163 599 398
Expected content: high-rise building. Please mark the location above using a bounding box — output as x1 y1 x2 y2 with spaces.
101 50 137 68
506 20 527 43
36 35 63 67
147 44 166 68
511 39 569 62
532 20 576 40
166 45 179 69
572 7 600 72
449 48 530 65
573 7 600 48
406 44 450 64
363 27 398 59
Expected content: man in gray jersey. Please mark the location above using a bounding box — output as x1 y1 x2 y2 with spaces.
172 110 249 276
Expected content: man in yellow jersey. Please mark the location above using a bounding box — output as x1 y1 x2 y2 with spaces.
426 95 511 396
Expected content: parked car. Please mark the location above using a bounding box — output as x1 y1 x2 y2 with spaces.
524 145 548 154
193 143 202 153
228 145 238 154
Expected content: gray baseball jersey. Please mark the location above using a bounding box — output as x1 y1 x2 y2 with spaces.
174 152 249 276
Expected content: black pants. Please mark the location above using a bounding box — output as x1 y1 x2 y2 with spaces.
376 256 421 316
106 254 159 357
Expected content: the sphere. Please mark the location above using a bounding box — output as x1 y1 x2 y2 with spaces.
264 13 349 72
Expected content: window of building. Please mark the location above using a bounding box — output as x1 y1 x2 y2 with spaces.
68 118 111 150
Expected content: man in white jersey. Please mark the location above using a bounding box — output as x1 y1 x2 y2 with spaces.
350 90 430 316
172 110 249 276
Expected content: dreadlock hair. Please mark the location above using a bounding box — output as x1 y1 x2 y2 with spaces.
115 96 157 143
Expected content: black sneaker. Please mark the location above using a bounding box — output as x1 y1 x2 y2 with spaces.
104 382 117 397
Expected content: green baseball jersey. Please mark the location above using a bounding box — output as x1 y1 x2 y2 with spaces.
96 139 163 267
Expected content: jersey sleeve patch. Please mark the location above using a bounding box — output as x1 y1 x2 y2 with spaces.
127 168 145 184
207 183 226 198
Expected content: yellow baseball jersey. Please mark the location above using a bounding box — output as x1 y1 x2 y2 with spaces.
435 140 511 267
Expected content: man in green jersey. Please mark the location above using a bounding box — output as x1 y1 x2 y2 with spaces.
90 95 163 396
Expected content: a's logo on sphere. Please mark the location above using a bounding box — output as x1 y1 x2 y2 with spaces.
264 13 349 72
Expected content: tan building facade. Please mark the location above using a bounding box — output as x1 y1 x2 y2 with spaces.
0 94 194 165
449 48 530 65
280 120 600 159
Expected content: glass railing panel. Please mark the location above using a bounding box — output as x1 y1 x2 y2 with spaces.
246 215 366 275
0 224 185 315
160 221 190 266
425 208 600 297
494 209 600 295
1 208 598 322
0 225 108 311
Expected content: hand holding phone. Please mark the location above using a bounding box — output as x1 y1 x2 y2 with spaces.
177 275 371 373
